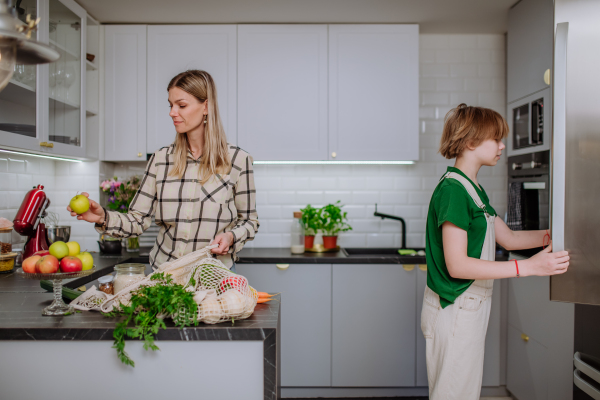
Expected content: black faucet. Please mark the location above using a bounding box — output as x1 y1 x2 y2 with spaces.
373 204 407 249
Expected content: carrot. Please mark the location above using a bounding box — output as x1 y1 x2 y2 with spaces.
257 291 274 298
256 298 272 304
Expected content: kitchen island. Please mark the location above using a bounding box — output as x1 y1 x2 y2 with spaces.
0 250 280 400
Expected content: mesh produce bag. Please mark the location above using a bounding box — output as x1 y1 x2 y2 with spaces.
71 245 258 324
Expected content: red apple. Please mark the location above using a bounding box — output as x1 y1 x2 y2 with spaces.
22 255 41 273
36 255 59 274
34 250 50 257
60 256 82 273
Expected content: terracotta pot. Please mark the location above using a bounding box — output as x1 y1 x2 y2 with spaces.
304 235 315 249
323 236 338 249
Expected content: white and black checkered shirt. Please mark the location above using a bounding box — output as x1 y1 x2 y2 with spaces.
97 144 259 269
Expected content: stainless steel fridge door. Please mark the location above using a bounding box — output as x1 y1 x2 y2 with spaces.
551 0 600 305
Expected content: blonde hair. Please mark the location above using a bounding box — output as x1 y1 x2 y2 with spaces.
167 70 230 184
439 103 509 159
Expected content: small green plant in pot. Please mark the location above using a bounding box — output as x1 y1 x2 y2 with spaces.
320 201 352 249
300 204 321 249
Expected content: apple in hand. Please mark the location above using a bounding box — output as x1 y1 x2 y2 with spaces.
60 256 82 273
66 241 80 256
35 255 59 274
75 251 94 271
69 194 90 215
22 255 41 273
49 241 69 259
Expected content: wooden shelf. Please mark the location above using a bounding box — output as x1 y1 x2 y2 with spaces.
49 39 79 62
86 60 98 71
0 80 36 108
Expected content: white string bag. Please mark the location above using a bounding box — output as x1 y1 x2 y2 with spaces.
71 245 258 324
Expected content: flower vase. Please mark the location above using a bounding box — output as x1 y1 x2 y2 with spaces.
125 237 140 252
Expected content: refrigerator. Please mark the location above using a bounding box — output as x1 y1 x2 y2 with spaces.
552 1 600 398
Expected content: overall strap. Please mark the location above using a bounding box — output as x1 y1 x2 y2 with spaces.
442 172 490 217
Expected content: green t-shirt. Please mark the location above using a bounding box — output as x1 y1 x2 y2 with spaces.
425 166 497 308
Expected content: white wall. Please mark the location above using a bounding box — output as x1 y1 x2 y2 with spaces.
249 33 508 249
0 33 507 252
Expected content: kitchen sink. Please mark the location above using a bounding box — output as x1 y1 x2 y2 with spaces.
342 248 425 257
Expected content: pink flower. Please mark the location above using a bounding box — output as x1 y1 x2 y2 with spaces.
113 181 123 188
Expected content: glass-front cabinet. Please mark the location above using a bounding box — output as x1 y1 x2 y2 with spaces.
0 0 87 158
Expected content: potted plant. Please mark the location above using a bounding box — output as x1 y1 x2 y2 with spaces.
100 176 142 252
300 204 321 249
319 201 352 249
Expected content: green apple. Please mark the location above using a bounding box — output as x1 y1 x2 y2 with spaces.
70 194 90 215
49 241 69 259
76 251 94 271
66 241 80 256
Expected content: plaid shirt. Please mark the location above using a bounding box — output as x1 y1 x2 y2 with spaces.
97 144 259 269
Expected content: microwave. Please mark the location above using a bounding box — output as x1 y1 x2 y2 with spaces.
507 87 551 157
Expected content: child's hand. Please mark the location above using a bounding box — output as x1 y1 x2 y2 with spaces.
522 244 569 277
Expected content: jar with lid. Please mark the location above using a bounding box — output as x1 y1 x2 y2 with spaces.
0 252 17 274
113 263 146 293
0 227 13 255
291 212 305 254
98 275 114 295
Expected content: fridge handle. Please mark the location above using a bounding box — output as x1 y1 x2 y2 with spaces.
574 370 600 400
575 352 600 385
552 22 568 253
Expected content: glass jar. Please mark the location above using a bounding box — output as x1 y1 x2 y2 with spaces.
113 263 146 293
0 228 13 254
125 237 140 252
291 212 305 254
98 275 114 295
0 252 16 274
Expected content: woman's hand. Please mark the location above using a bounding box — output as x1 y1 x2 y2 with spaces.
211 232 234 255
66 192 105 224
521 244 570 277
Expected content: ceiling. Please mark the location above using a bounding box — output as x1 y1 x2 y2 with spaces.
75 0 518 34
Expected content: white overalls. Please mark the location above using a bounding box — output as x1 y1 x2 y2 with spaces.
421 172 496 400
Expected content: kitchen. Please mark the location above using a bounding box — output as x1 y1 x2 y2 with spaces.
0 0 599 399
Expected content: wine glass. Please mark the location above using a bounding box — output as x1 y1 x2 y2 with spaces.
64 65 76 102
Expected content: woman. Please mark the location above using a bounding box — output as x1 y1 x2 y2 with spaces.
422 104 569 399
68 70 259 270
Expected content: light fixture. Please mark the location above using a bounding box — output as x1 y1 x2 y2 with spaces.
0 148 82 162
253 160 415 165
0 0 60 91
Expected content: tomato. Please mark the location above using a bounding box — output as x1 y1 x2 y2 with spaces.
218 275 248 294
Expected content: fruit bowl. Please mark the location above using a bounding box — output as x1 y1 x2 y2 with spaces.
16 266 96 316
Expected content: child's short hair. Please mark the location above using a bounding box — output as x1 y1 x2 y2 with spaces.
439 103 509 159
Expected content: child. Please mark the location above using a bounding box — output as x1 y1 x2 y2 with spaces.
422 103 570 400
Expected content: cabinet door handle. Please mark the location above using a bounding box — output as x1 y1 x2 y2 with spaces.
544 69 551 85
403 264 415 271
40 142 54 148
521 333 529 342
331 152 337 158
276 264 289 270
418 264 427 271
138 152 142 157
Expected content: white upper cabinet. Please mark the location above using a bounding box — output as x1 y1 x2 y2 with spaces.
507 0 553 103
0 0 89 158
237 25 328 161
104 25 147 161
328 25 419 161
146 25 237 154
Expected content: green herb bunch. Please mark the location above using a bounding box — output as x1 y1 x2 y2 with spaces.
300 204 322 236
319 201 352 236
103 272 198 367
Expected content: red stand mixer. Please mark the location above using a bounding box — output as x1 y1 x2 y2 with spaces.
13 184 51 259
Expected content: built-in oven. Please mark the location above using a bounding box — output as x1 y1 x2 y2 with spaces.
507 87 551 157
506 150 550 258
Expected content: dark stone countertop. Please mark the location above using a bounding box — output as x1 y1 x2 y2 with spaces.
236 247 428 265
0 249 279 342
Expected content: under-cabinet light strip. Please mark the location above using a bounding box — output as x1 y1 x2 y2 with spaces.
0 149 82 163
254 160 414 165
